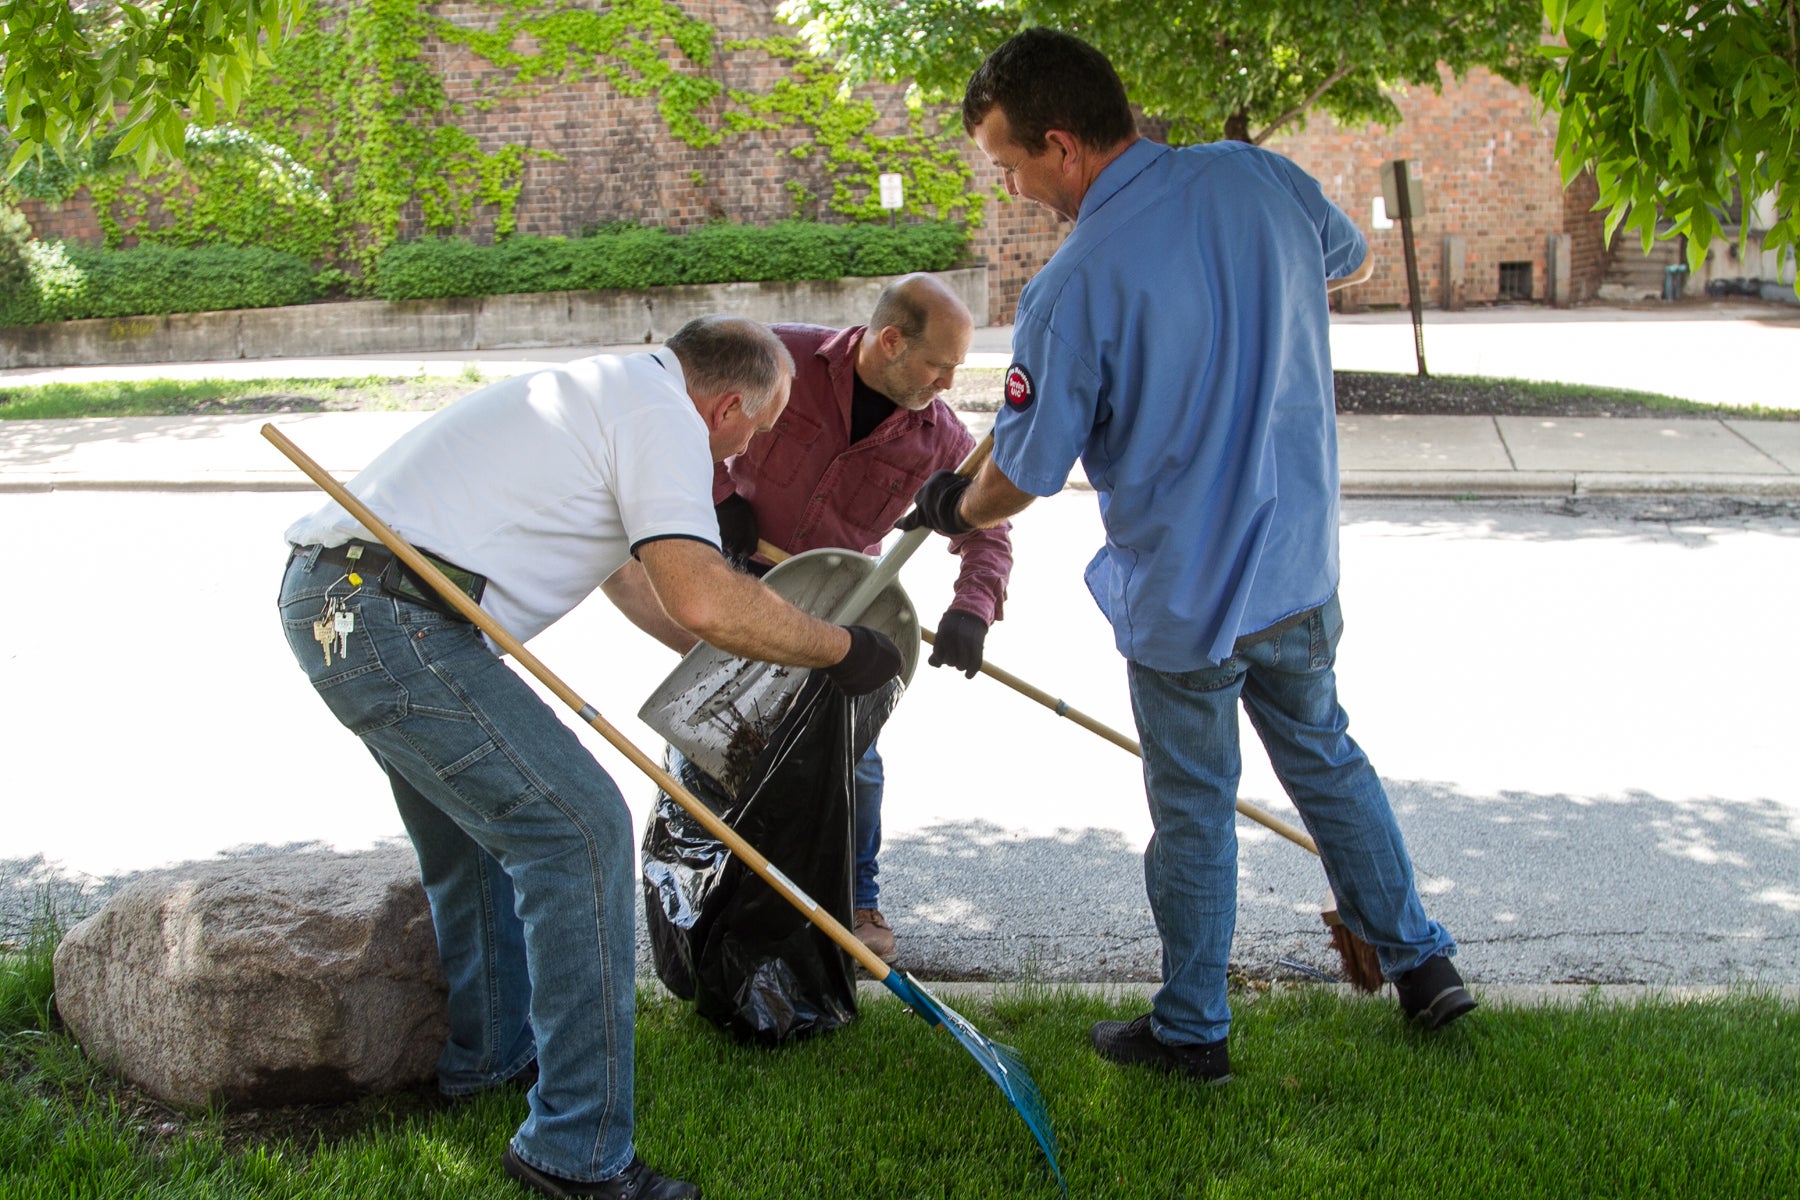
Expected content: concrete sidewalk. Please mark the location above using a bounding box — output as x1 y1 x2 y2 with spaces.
3 303 1798 497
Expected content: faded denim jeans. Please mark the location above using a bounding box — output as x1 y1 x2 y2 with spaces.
279 549 637 1183
852 742 884 910
1127 593 1455 1045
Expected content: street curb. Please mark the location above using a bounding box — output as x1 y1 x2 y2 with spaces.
9 471 1800 499
0 475 316 493
843 979 1800 1007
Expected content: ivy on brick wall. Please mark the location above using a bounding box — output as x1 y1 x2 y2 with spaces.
434 0 725 148
19 0 979 289
723 37 982 225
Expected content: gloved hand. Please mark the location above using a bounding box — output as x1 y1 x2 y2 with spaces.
714 493 758 566
894 470 973 537
929 608 988 678
824 625 904 696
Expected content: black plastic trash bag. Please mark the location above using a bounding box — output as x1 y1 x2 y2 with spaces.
641 671 903 1044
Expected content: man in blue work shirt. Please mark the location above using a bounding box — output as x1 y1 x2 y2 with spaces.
901 28 1474 1084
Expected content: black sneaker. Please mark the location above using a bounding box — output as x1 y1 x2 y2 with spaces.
1394 954 1478 1030
503 1146 701 1199
1089 1014 1231 1083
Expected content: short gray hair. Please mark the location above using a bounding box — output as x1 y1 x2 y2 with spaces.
665 316 795 416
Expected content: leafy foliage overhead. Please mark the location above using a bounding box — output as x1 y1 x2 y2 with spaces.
1537 0 1800 290
1 0 303 176
777 0 1546 144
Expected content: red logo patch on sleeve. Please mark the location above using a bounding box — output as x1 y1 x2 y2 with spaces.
1004 363 1035 411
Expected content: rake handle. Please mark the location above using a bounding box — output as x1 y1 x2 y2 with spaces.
262 423 895 981
757 536 1320 857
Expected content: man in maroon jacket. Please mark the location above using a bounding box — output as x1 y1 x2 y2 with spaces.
715 273 1013 961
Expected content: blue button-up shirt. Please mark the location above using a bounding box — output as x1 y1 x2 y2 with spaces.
994 139 1366 671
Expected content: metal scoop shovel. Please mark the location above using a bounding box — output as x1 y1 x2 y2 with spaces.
639 432 993 794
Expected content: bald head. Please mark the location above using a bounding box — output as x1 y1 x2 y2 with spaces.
869 273 971 342
858 275 974 411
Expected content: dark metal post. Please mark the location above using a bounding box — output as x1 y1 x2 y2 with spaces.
1392 160 1429 378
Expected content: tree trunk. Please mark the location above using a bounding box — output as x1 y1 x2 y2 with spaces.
1223 110 1251 143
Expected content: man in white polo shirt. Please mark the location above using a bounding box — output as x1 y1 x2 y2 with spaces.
279 316 901 1200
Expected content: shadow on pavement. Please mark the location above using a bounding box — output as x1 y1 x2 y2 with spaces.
1343 496 1800 546
849 783 1799 988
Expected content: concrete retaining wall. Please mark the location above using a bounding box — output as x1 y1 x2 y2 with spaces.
0 268 989 370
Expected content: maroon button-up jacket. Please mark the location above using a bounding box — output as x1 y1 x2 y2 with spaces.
713 323 1012 624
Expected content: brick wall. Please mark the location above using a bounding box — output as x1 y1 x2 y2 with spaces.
1264 65 1608 308
13 191 103 245
12 11 1593 322
13 0 1065 324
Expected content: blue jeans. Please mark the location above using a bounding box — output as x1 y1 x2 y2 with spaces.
1127 593 1454 1045
853 742 883 909
279 551 637 1183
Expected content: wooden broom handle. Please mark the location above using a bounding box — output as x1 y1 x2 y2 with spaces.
263 423 895 980
756 537 1321 857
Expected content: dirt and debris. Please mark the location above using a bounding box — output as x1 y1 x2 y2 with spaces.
949 367 1794 421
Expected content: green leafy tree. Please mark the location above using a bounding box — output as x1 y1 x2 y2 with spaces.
778 0 1545 145
1 0 302 176
1538 0 1800 292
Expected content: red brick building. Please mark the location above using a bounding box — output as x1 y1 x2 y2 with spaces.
16 6 1603 322
1266 64 1607 311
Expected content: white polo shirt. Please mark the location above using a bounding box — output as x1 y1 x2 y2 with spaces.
285 348 719 643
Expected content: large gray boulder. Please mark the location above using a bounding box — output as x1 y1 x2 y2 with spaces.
52 845 446 1109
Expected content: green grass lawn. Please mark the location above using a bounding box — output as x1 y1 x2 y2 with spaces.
0 373 483 420
4 927 1794 1200
7 368 1795 422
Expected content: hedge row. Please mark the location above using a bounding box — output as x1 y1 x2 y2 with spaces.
0 219 970 329
371 220 969 302
0 242 320 329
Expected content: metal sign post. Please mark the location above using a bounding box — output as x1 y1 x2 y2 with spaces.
1382 159 1429 378
878 172 904 230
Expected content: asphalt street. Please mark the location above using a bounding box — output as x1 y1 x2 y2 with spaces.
4 487 1795 988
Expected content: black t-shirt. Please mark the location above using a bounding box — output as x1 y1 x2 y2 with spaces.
850 371 895 445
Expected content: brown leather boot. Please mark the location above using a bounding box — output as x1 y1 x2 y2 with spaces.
852 908 896 962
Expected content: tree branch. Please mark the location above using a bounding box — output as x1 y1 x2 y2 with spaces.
1252 57 1356 145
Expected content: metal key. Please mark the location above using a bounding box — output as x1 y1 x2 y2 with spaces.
314 615 336 666
334 608 355 659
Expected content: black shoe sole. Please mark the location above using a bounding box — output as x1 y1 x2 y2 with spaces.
1412 986 1478 1030
1090 1021 1232 1083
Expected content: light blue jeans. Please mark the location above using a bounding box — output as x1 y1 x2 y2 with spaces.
1127 593 1455 1045
279 551 636 1183
852 742 884 909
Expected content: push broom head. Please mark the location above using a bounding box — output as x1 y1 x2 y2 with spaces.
1323 909 1386 992
881 970 1064 1195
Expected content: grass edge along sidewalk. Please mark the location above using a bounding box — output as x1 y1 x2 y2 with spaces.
4 933 1795 1200
5 369 1800 423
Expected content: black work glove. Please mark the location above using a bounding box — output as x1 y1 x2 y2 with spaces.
824 625 904 696
894 470 973 537
930 608 988 679
714 493 758 567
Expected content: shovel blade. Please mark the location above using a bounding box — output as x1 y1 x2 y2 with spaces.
638 548 919 792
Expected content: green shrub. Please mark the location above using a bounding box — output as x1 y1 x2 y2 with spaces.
0 240 320 328
373 220 970 302
368 238 502 302
0 204 32 323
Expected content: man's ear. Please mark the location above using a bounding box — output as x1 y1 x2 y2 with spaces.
873 323 907 359
703 391 745 430
1044 129 1080 172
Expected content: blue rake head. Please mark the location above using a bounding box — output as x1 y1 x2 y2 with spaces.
882 970 1064 1195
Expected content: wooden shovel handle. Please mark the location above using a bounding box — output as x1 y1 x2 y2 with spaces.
263 424 895 980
